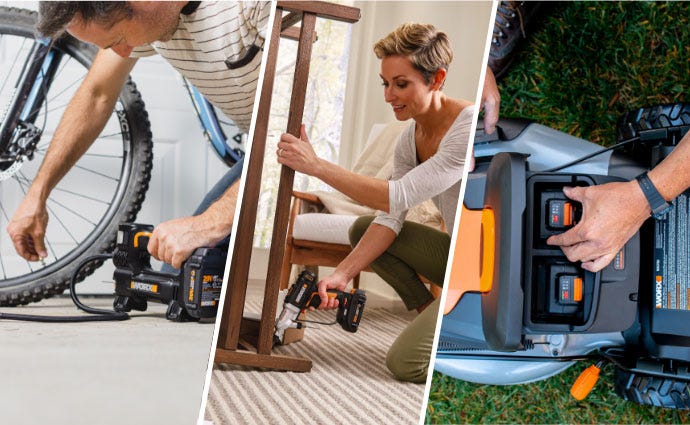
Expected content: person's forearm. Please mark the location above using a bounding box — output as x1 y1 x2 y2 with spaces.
334 223 396 280
312 159 390 212
198 179 240 242
29 51 136 201
648 131 690 201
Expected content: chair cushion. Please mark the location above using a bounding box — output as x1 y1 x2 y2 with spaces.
293 213 359 245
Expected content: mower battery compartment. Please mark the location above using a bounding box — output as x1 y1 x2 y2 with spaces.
523 173 640 334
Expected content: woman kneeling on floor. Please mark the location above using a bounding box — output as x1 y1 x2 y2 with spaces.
277 22 472 382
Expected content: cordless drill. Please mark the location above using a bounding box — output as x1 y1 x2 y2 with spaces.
112 223 226 321
274 270 366 344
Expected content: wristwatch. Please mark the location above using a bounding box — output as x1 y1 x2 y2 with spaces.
635 171 672 220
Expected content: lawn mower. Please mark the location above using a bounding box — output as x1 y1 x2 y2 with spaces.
436 103 690 409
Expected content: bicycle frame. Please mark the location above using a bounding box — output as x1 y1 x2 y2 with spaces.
184 79 245 167
1 38 244 169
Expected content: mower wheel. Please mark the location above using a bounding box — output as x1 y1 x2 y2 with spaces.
617 103 690 168
615 368 690 410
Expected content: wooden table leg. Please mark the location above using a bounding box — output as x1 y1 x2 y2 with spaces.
213 2 360 373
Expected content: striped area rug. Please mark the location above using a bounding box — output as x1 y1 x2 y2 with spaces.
206 302 424 425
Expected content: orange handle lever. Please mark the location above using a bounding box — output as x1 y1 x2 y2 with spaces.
570 364 601 401
133 231 153 248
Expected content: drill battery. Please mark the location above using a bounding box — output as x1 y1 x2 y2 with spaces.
112 223 226 321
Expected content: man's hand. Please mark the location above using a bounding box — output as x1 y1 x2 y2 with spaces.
316 271 350 310
482 67 500 135
546 181 650 272
7 194 49 261
147 214 227 269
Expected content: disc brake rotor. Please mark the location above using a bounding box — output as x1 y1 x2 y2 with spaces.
0 157 24 181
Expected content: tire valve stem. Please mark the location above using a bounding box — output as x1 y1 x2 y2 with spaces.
39 256 46 267
570 360 606 401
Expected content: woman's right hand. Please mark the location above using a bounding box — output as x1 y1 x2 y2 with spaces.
277 124 321 177
316 270 350 310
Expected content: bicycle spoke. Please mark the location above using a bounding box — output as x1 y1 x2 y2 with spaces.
45 202 79 244
13 170 30 193
72 163 121 182
45 101 70 114
52 185 112 205
82 152 125 159
47 74 85 103
0 204 11 279
33 148 125 162
13 172 79 259
51 55 74 83
97 131 125 139
15 170 99 228
3 178 45 277
46 197 98 227
0 36 29 96
0 253 6 280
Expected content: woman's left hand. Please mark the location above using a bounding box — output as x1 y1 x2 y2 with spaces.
277 124 321 177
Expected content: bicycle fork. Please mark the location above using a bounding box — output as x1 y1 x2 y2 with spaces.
0 38 63 170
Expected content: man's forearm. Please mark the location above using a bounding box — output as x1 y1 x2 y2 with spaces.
30 89 119 199
29 50 136 201
198 178 240 242
648 130 690 202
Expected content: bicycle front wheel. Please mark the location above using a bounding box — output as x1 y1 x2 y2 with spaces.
0 7 153 305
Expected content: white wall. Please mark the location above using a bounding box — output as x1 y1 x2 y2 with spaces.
341 1 492 168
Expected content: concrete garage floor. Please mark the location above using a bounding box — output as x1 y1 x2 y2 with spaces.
0 296 214 425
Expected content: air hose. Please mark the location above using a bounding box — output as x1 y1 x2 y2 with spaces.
0 254 129 322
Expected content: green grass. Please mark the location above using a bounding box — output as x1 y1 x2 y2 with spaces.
498 1 690 145
428 2 690 424
428 366 689 424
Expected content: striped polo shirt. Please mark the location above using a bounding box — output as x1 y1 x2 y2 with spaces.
131 1 271 133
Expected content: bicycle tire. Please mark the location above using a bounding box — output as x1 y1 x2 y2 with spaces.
0 7 153 305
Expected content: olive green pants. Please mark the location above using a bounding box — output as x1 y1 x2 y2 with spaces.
349 216 449 383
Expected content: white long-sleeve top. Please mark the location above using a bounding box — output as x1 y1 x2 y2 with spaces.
373 105 474 235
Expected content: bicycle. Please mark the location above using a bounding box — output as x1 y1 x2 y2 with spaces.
0 7 244 306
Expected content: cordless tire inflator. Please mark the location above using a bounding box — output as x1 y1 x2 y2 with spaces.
112 223 226 321
274 270 366 344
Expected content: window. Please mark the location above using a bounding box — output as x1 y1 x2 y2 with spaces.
253 18 353 247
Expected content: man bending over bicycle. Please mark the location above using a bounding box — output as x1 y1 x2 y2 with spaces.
7 2 270 269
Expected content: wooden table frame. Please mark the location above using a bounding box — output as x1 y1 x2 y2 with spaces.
214 1 361 372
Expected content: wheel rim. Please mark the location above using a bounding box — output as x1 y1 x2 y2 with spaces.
0 31 135 286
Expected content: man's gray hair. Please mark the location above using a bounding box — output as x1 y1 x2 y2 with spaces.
37 2 133 39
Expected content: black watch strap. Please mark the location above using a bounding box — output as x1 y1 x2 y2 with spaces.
635 171 671 219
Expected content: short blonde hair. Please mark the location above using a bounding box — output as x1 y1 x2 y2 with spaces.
373 23 453 84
